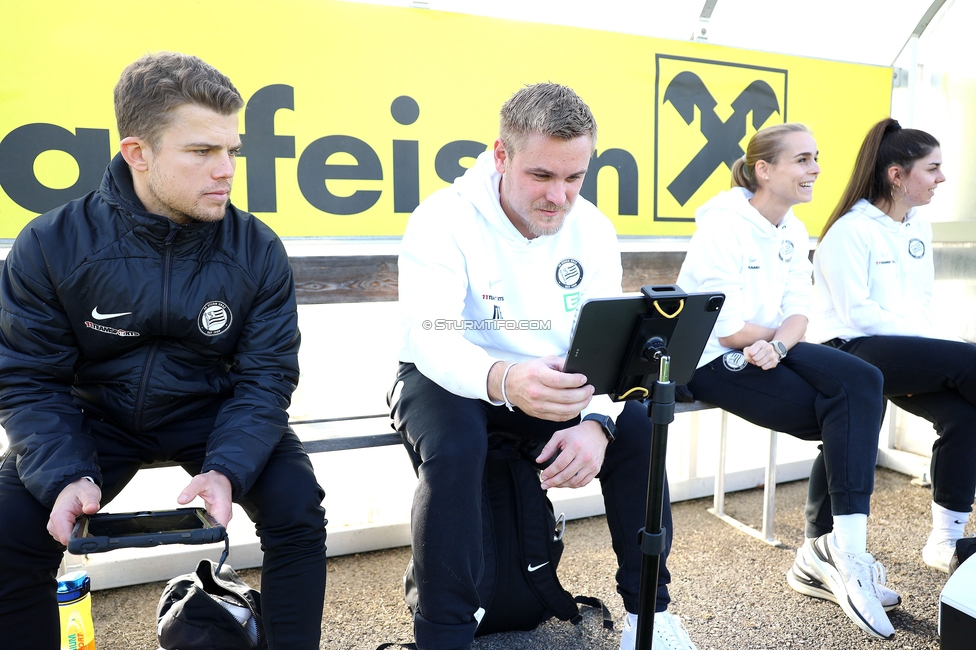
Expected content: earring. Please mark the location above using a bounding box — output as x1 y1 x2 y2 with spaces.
894 184 908 200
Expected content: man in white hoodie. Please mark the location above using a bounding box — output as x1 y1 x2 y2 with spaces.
390 84 697 650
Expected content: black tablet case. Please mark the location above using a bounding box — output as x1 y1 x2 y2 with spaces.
563 291 723 399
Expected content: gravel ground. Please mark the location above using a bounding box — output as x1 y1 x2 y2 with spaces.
92 467 970 649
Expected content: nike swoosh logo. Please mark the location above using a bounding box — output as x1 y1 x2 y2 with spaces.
91 307 133 321
527 562 549 572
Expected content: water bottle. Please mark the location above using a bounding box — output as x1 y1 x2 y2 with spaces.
57 570 96 650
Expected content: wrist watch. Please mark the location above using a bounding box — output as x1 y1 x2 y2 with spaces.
771 340 788 360
581 413 617 443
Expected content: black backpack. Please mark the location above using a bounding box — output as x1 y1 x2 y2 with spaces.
949 537 976 575
157 558 266 650
404 436 609 637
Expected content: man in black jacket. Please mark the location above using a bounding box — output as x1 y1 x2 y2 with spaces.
0 52 326 649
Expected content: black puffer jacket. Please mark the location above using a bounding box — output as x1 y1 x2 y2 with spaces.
0 154 300 507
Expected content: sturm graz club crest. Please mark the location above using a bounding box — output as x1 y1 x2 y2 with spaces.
908 238 925 259
555 259 583 289
722 351 748 372
779 239 795 263
198 301 233 336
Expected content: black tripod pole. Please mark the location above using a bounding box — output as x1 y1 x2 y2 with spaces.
634 354 675 650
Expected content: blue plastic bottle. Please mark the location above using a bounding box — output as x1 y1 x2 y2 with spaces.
57 571 96 650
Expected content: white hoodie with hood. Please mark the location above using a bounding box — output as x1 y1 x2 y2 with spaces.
676 186 813 367
813 198 949 340
398 149 623 414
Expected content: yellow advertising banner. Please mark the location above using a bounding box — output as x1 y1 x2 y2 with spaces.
0 0 891 239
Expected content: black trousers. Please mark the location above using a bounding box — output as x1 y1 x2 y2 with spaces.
688 342 885 538
391 362 671 650
0 406 327 650
830 335 976 513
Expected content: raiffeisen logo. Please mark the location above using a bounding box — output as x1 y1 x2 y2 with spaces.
654 55 788 221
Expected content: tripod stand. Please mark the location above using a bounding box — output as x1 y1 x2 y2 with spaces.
633 354 675 649
566 285 722 649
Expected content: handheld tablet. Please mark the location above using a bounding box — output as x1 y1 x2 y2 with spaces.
67 508 227 555
564 288 724 400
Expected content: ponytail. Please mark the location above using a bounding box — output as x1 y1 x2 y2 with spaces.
730 156 754 191
822 118 939 239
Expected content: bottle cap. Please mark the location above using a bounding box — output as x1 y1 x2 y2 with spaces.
57 570 91 601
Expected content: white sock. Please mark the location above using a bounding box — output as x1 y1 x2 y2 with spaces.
831 513 868 555
930 502 970 544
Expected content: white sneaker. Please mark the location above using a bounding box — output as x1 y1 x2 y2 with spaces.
805 533 895 639
620 611 698 650
787 538 901 611
922 537 956 573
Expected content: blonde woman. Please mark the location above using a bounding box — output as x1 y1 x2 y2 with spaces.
677 123 897 640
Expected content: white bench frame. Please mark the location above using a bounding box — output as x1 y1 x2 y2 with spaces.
707 409 783 547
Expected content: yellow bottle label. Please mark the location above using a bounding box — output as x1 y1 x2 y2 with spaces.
60 600 96 650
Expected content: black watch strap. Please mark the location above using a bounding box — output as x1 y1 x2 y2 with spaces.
581 413 616 443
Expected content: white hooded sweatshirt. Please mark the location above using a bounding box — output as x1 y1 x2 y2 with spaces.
813 198 950 340
676 187 813 367
397 150 623 410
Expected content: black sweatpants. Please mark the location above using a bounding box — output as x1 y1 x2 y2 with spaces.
0 406 327 650
688 342 885 538
831 335 976 513
391 362 671 650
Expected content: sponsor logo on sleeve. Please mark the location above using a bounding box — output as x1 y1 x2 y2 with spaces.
563 292 581 312
85 321 140 337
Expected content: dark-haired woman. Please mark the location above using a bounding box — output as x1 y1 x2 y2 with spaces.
814 117 974 574
677 123 898 640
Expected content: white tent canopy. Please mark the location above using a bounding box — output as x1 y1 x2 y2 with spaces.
347 0 946 67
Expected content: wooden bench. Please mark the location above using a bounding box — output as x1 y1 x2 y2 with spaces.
294 404 782 548
40 236 971 588
288 249 782 545
288 250 688 305
30 237 973 589
43 247 781 582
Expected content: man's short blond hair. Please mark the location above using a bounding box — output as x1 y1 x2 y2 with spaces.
499 83 597 156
